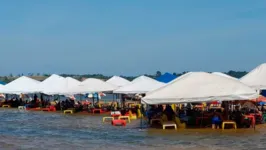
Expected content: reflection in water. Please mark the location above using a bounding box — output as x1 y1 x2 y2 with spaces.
0 109 265 150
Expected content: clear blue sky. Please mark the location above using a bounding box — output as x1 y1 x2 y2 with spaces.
0 0 265 76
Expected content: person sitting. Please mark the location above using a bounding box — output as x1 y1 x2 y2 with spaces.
232 106 243 127
212 112 222 129
164 105 176 121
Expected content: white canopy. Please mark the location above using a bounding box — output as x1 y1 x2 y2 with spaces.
240 63 266 90
65 77 81 88
131 75 155 83
38 74 67 95
0 84 4 92
67 78 117 94
212 72 238 81
0 76 41 94
114 75 166 94
142 72 258 104
106 76 131 87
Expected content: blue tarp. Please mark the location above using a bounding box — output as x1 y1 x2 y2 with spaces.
0 81 6 85
261 90 266 97
156 73 177 83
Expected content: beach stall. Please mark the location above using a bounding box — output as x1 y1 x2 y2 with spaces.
65 78 117 112
0 76 41 94
240 63 266 95
67 78 117 94
142 72 259 130
0 76 41 108
106 76 131 87
156 73 177 83
37 74 67 95
113 75 166 118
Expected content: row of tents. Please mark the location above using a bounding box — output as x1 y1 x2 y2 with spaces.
0 73 174 95
0 63 265 105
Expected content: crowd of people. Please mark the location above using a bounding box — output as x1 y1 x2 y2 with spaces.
146 102 266 129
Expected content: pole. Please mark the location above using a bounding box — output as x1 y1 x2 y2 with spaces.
140 103 143 130
254 94 259 130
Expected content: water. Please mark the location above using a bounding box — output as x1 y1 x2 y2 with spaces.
0 109 266 150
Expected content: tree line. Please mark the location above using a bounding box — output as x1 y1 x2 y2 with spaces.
0 70 248 83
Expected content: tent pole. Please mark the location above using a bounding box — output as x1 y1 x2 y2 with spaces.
140 103 143 129
254 90 259 130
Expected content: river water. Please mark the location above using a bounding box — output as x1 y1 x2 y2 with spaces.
0 108 265 150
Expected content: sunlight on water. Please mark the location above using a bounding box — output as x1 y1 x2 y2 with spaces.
0 109 265 150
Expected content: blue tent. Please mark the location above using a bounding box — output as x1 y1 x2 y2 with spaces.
261 90 266 97
0 81 6 85
156 73 177 83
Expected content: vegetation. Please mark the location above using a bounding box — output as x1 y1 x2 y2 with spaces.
0 70 248 83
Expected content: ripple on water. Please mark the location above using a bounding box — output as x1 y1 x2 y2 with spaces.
0 109 266 150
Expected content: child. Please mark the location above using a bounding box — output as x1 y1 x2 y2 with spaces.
212 112 222 129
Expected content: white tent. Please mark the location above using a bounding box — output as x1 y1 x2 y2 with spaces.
240 63 266 90
66 78 117 94
38 74 67 95
106 76 131 87
131 75 155 83
0 76 41 94
65 77 81 88
142 72 258 104
0 84 4 91
212 72 238 81
113 75 166 94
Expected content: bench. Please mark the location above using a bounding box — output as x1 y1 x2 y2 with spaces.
162 121 177 130
64 110 74 114
118 116 131 123
222 121 237 130
18 106 26 110
102 117 114 122
2 105 11 108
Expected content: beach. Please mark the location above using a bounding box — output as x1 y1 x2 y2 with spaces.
0 108 265 150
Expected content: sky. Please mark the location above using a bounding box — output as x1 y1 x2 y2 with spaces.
0 0 266 76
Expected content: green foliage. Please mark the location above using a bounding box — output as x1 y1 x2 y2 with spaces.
156 71 162 77
0 70 249 83
225 70 247 79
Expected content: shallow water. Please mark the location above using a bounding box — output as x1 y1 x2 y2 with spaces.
0 109 266 150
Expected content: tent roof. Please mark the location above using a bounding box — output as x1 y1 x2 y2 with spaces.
142 72 258 104
0 84 5 92
106 76 130 87
38 74 67 95
0 76 41 94
66 78 117 94
240 63 266 90
212 72 238 81
65 77 81 87
156 73 177 83
114 75 166 94
131 75 155 83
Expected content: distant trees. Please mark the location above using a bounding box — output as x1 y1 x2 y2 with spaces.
226 70 247 79
0 70 249 83
156 71 162 77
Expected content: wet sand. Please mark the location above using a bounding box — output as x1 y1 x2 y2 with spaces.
0 108 265 150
